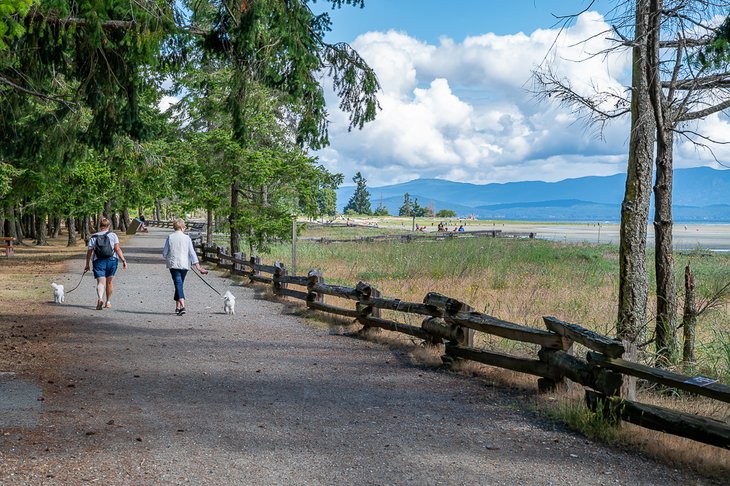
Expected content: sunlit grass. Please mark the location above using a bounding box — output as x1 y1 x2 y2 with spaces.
259 231 730 379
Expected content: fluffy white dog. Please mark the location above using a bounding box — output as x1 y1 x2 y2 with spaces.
223 290 235 315
51 282 65 304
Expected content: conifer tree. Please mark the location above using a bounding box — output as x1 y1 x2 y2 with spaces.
398 193 412 216
343 172 372 215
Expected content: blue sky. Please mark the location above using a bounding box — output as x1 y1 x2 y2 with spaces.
314 0 608 43
307 1 729 188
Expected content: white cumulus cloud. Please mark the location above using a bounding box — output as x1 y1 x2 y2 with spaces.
316 10 725 188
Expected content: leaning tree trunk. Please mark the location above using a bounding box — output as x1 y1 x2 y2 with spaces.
67 216 77 246
617 0 655 344
653 125 677 365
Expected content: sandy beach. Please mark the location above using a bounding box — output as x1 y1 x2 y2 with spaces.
368 217 730 251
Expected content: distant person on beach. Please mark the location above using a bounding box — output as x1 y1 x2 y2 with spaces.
85 217 127 310
162 219 208 316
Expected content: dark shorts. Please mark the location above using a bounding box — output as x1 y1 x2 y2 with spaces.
93 258 118 278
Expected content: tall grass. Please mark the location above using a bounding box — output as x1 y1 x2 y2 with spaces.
260 227 730 378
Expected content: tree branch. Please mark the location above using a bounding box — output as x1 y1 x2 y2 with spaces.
681 98 730 121
0 75 77 110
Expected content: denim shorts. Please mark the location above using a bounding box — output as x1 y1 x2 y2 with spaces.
93 258 118 278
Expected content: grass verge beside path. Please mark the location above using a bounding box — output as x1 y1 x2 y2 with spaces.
0 235 129 373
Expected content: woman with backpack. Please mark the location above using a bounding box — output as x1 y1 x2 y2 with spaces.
84 217 127 310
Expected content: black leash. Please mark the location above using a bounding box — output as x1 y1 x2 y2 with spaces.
64 270 88 294
192 268 222 296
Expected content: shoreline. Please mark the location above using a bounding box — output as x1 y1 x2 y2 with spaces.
357 217 730 250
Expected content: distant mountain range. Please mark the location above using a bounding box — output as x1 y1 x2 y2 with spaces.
336 167 730 222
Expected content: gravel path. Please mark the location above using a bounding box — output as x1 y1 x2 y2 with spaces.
0 228 715 485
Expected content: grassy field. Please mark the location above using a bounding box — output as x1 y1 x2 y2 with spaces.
261 222 730 380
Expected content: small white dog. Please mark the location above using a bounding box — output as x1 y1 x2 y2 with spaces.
51 282 65 304
223 290 235 315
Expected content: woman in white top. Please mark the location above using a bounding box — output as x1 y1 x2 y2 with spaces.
84 217 127 310
162 218 208 315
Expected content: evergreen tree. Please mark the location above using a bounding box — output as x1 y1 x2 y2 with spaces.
343 172 371 215
398 193 412 216
411 198 424 217
373 203 389 216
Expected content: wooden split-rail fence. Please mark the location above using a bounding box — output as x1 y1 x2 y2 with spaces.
147 221 730 450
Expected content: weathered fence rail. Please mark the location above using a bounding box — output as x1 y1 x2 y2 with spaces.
192 241 730 450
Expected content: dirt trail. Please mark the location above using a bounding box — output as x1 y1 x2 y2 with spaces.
0 228 715 485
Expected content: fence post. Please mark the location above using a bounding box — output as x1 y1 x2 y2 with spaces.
307 269 325 306
233 252 245 275
274 262 287 295
250 256 261 283
355 282 381 337
422 292 474 369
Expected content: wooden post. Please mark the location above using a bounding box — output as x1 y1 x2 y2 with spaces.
538 317 575 393
233 252 245 274
620 340 637 401
274 262 287 295
292 218 297 277
306 269 325 305
423 293 475 369
356 282 382 337
682 263 697 367
250 256 261 283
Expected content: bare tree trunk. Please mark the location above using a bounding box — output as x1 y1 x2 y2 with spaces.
0 207 5 238
682 264 696 367
206 208 213 245
35 212 48 245
67 216 77 246
653 125 677 365
617 0 655 343
26 212 35 240
13 206 23 243
154 200 161 221
103 200 112 220
51 216 61 238
230 179 241 254
81 215 90 243
4 205 16 240
122 208 131 230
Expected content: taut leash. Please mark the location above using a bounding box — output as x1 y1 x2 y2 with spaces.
192 268 222 296
64 270 88 294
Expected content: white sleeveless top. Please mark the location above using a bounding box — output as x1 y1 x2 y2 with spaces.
163 231 197 269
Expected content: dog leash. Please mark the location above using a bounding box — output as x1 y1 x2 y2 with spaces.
192 268 222 296
64 270 88 294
